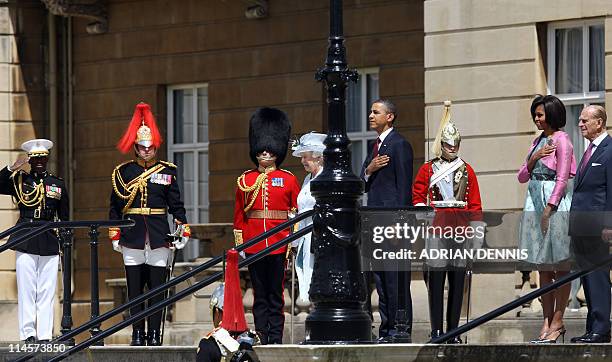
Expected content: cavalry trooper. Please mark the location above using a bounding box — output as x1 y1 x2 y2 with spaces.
109 102 190 346
233 108 299 344
0 139 69 343
196 250 260 362
412 101 483 343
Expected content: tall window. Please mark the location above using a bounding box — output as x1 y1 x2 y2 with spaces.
347 68 379 176
548 20 605 159
167 84 209 225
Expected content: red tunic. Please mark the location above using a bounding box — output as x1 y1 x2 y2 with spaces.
234 168 299 255
412 159 482 226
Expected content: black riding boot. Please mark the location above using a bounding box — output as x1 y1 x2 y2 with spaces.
426 270 445 337
125 265 147 346
446 270 466 344
147 265 168 346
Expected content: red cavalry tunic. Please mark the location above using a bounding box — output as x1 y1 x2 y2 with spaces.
412 159 482 226
234 168 299 255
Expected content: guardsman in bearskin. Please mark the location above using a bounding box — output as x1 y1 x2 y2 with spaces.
412 101 483 343
109 102 190 346
196 250 260 362
0 139 68 343
233 108 299 344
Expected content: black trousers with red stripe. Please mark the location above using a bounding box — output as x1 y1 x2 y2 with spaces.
247 253 286 344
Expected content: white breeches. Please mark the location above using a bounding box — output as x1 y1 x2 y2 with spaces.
15 252 59 341
122 244 171 267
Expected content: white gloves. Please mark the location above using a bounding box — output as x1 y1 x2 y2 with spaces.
112 239 122 253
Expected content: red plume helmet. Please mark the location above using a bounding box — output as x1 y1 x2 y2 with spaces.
221 249 248 333
116 102 163 154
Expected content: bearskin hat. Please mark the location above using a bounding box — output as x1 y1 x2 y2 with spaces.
248 107 291 167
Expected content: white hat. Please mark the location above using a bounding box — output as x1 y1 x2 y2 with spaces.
292 132 326 157
21 139 53 158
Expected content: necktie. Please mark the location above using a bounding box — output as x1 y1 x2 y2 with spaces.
372 138 381 158
579 142 595 174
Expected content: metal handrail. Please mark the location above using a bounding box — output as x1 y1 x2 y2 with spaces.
430 254 612 343
0 221 44 240
0 219 135 253
47 225 313 361
16 210 313 362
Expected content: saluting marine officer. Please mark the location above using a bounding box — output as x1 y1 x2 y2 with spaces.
0 139 68 343
233 108 299 344
109 102 190 346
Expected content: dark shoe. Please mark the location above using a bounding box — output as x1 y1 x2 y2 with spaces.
256 331 268 345
430 329 443 341
147 330 162 346
24 336 36 344
377 336 394 344
574 332 611 343
570 332 591 343
130 329 146 346
447 336 462 344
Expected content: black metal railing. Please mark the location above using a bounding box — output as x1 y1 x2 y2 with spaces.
15 210 313 362
430 254 612 343
0 219 135 346
0 221 44 240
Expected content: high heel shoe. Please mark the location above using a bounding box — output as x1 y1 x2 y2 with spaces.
531 327 566 344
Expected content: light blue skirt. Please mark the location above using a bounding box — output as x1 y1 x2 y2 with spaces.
518 179 573 265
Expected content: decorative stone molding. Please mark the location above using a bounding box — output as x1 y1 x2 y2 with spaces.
244 0 267 19
40 0 107 34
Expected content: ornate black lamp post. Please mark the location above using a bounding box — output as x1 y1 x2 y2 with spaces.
305 0 372 343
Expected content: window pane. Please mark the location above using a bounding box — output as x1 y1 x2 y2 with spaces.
346 78 363 132
197 87 209 143
349 139 363 176
366 73 379 130
185 208 196 225
173 89 194 144
589 25 605 92
199 209 209 223
564 104 585 161
198 152 209 207
174 152 195 208
556 27 582 94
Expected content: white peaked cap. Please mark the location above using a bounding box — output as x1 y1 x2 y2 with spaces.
21 139 53 157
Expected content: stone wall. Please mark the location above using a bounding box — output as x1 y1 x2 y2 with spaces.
69 0 424 302
0 0 50 341
424 0 612 209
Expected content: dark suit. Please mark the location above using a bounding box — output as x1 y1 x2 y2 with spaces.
569 134 612 335
360 128 414 337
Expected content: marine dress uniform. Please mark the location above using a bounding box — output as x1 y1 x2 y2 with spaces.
109 102 190 346
0 139 68 342
233 107 299 344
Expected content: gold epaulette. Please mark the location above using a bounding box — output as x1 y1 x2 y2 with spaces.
160 160 177 168
48 173 63 180
113 160 134 173
9 169 22 180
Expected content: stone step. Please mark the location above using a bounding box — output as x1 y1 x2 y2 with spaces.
98 312 592 346
3 344 612 362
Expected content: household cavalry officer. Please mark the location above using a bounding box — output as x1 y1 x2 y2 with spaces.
412 101 483 344
233 108 299 344
0 139 68 343
109 102 190 346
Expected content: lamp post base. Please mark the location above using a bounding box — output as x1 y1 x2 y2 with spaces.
305 303 372 343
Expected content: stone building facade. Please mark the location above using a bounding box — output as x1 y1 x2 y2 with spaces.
0 0 610 343
0 0 424 341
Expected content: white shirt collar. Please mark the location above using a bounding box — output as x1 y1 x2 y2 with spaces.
591 132 608 148
378 127 394 143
